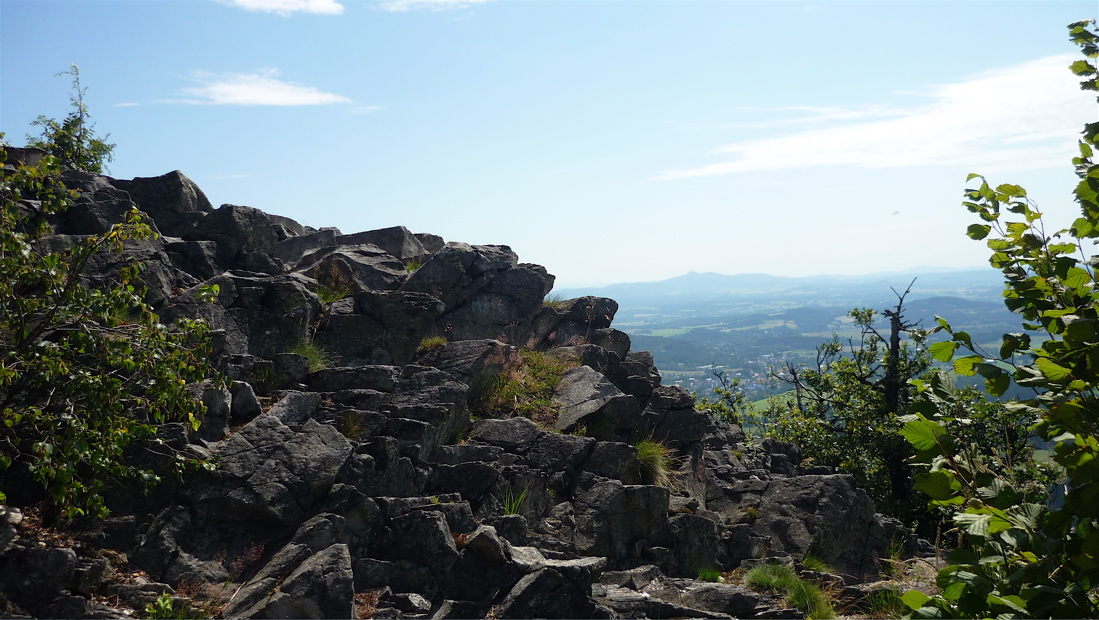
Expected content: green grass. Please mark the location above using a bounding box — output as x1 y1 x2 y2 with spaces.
785 579 836 619
542 293 569 310
472 349 578 426
801 552 831 573
404 258 423 272
289 339 334 372
861 588 905 617
311 281 352 303
744 563 836 619
697 568 723 582
635 438 675 488
744 563 800 593
503 481 530 515
418 335 448 352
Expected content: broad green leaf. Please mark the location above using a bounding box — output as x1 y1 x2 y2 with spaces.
901 417 947 452
901 590 931 610
915 470 960 500
953 355 981 376
928 341 957 362
955 512 992 538
1035 357 1073 381
967 224 991 240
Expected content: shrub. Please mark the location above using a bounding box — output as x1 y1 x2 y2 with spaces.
0 142 221 518
26 65 114 173
635 438 676 488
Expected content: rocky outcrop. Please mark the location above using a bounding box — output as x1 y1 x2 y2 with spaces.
0 162 929 619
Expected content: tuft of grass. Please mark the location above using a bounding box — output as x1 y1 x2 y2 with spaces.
801 551 831 573
636 438 676 488
543 293 569 310
418 335 448 352
472 349 578 426
745 563 836 620
289 339 334 372
404 258 423 272
503 480 530 515
336 411 369 441
311 281 352 303
745 563 800 593
861 588 905 617
880 537 906 578
785 579 836 619
697 568 723 583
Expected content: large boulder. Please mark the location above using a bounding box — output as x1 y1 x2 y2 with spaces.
114 170 213 237
316 291 444 366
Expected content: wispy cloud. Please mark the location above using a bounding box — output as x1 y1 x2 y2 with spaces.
656 55 1093 180
224 0 344 16
113 102 142 107
376 0 487 12
170 69 351 106
352 105 385 114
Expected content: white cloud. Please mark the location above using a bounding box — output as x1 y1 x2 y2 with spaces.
376 0 486 12
173 69 351 106
656 55 1094 180
224 0 344 15
352 105 385 114
113 102 141 107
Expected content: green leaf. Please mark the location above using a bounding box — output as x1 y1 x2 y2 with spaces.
915 470 960 500
1071 59 1097 76
955 512 992 538
967 224 991 240
901 417 947 452
953 355 981 376
929 341 957 362
1035 357 1073 381
901 590 931 610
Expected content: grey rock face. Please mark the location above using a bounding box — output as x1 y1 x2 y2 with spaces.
302 244 407 292
552 365 639 436
116 170 213 237
193 203 279 270
317 290 445 366
337 226 427 263
751 474 889 579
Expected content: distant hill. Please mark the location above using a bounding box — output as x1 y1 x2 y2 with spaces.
555 268 1021 398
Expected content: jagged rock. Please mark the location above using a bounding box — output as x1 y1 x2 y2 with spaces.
114 170 213 237
337 226 427 263
272 352 311 389
188 411 353 527
436 265 550 343
665 513 720 576
525 431 594 474
310 365 400 392
751 474 894 580
0 545 76 609
402 242 517 310
417 339 512 391
582 441 643 484
0 506 22 554
161 272 321 358
494 566 600 619
273 228 338 268
193 203 279 270
187 380 231 442
380 510 460 595
551 365 639 436
470 416 541 451
316 290 445 366
415 232 445 254
567 478 670 562
233 543 354 619
302 244 407 292
229 380 263 423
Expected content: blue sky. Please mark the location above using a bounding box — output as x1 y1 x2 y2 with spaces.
2 1 1095 288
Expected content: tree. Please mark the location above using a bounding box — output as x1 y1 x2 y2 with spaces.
0 141 220 518
755 285 932 525
26 64 115 174
901 20 1099 618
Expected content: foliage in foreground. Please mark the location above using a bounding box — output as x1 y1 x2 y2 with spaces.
0 142 221 518
473 349 578 426
900 20 1099 618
